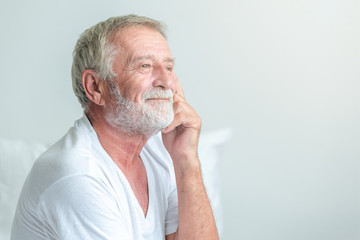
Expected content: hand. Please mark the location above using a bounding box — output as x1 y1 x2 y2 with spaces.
162 76 202 169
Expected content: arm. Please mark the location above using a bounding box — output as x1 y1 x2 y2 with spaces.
162 80 219 240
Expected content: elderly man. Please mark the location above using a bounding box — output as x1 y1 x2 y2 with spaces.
11 15 218 240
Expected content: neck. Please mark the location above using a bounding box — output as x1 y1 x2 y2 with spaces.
86 111 150 171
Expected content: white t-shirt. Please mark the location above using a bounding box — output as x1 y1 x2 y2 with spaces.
11 116 178 240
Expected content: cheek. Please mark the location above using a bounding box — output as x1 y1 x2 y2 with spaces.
120 72 153 102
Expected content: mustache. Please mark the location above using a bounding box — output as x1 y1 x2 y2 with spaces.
142 88 173 100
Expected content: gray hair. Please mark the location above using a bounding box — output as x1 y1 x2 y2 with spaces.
71 14 167 111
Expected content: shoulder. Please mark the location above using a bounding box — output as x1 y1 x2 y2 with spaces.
22 117 106 202
35 127 92 179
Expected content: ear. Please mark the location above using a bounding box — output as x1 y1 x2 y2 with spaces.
82 70 106 106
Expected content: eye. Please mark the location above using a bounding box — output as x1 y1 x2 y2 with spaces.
166 66 173 72
141 64 151 68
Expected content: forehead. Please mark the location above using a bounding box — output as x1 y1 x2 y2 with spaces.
112 26 170 53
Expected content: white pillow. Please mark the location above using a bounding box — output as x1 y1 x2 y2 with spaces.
0 129 231 239
0 139 47 240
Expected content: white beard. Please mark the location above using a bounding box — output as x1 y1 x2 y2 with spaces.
105 81 174 136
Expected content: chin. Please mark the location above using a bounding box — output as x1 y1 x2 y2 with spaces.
144 114 174 136
105 100 174 136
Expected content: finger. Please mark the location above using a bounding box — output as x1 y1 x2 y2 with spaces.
174 74 185 97
163 101 199 133
164 98 189 131
162 112 184 133
173 92 186 104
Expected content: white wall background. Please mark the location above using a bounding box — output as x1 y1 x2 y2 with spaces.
1 0 359 239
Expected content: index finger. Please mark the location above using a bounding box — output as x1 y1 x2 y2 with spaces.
174 74 185 97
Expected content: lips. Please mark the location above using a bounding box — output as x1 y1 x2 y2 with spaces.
142 88 174 104
146 98 170 101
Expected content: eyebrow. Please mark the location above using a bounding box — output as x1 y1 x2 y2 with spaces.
131 55 175 64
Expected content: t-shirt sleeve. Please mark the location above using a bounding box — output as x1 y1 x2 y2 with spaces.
164 150 179 235
37 175 130 239
165 185 178 235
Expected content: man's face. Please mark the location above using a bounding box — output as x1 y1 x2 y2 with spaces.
104 26 176 135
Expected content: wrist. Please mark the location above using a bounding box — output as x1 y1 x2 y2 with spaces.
172 156 201 179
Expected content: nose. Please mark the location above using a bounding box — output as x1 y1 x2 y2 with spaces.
152 66 176 93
